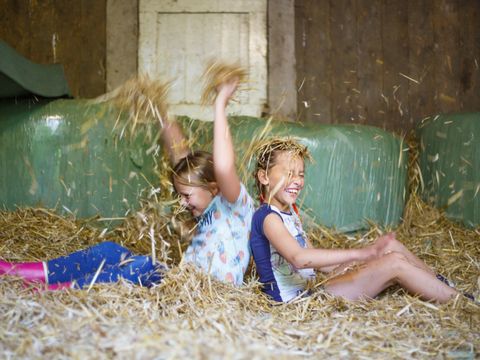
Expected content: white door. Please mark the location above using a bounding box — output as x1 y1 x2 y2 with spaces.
139 0 267 120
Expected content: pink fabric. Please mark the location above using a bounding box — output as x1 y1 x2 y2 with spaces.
26 281 72 292
0 260 46 283
45 282 72 290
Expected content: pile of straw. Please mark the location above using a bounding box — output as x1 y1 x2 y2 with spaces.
1 166 479 358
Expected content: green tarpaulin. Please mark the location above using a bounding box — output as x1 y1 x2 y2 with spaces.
0 99 408 232
417 113 480 228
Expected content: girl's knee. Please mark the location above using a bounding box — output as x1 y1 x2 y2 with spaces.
370 252 409 286
382 233 400 250
382 251 406 261
380 251 409 272
381 235 410 258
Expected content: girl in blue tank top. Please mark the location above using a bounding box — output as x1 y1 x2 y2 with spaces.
250 138 462 303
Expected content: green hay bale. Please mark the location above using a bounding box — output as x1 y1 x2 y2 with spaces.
0 98 407 232
417 113 480 228
0 98 158 222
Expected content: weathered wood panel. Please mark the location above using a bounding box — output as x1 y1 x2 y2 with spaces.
383 0 410 131
139 0 267 120
106 0 138 92
408 0 436 123
0 0 106 98
457 0 479 109
296 0 480 133
268 0 297 120
295 0 331 123
330 0 359 123
356 0 384 127
434 0 461 114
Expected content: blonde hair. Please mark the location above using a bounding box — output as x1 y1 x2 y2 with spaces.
254 137 311 197
172 151 215 189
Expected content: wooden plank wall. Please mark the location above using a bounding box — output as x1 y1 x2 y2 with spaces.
0 0 106 98
295 0 480 133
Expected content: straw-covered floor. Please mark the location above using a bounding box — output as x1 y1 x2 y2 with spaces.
1 74 479 359
1 191 479 359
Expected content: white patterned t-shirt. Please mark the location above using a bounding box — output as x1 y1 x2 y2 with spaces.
184 183 254 286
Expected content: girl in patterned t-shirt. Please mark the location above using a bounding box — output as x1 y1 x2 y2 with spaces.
249 138 460 303
0 78 254 289
162 78 254 286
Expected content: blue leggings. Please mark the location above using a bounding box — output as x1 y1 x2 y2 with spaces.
46 242 164 288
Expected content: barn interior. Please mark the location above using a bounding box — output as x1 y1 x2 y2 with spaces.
0 1 479 358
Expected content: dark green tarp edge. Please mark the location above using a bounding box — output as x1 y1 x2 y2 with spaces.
0 40 72 99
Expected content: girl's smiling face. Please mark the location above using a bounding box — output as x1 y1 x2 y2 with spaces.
171 151 218 218
258 151 305 212
173 179 218 217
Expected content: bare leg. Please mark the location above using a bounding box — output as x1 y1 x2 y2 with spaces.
324 232 432 277
324 252 458 303
373 233 434 274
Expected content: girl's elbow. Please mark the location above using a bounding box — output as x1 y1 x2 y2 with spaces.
213 160 233 173
289 253 311 269
214 166 232 177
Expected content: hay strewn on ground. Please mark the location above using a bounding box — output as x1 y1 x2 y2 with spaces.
0 191 479 359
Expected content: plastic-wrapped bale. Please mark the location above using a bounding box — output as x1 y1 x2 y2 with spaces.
180 116 409 233
417 113 479 228
0 99 408 232
0 98 158 222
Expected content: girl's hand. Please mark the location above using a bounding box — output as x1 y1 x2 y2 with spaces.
362 244 379 261
216 78 239 107
363 232 396 260
372 232 395 255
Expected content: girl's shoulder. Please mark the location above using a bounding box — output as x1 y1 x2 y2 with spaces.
253 203 272 216
251 204 278 240
252 204 285 224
